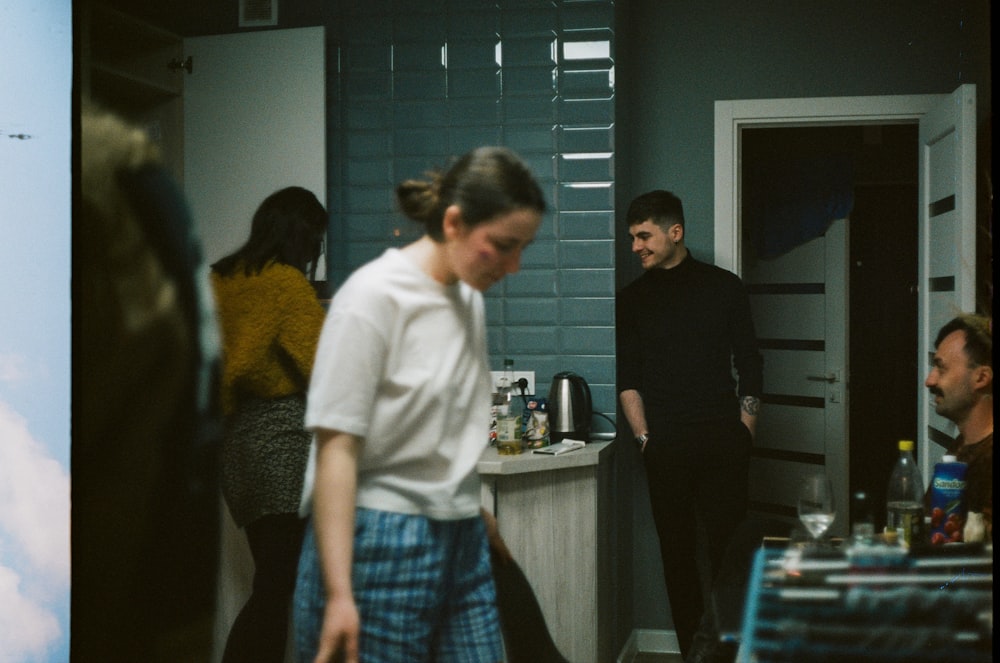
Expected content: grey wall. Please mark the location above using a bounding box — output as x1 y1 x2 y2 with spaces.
615 0 991 634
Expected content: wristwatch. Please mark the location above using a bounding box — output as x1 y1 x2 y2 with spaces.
635 433 649 449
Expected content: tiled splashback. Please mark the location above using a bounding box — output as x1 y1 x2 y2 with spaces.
326 0 617 424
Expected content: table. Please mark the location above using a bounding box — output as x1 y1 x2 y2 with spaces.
736 541 993 662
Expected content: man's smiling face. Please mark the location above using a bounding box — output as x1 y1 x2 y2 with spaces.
629 218 685 270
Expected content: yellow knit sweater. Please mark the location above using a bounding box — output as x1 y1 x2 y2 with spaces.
211 262 326 414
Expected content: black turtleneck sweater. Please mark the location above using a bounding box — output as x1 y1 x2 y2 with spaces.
616 252 763 424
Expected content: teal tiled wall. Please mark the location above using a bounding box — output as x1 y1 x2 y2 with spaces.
326 0 617 424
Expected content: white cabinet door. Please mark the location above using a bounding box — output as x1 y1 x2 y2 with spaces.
184 27 327 278
182 27 326 663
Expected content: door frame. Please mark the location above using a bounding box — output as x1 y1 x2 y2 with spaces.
714 94 938 529
714 91 976 501
714 93 943 275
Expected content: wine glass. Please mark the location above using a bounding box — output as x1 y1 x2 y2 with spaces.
797 472 836 544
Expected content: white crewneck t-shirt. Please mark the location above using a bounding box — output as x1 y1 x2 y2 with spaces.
300 248 491 520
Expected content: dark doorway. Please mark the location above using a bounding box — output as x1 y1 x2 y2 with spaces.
742 124 919 531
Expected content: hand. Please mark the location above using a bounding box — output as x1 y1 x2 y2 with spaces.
740 396 759 440
739 412 757 440
481 508 513 566
314 596 360 663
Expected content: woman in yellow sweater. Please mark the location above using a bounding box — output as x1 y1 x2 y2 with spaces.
211 186 328 663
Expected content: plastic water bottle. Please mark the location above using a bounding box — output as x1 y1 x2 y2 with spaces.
490 359 514 447
885 439 925 547
495 359 523 455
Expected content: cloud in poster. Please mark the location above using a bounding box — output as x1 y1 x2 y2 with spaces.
0 400 70 663
0 354 29 384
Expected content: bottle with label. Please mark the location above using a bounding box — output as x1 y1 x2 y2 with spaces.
885 439 925 548
496 359 523 455
489 359 512 446
927 455 968 545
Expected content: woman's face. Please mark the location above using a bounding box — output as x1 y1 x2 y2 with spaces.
445 206 542 292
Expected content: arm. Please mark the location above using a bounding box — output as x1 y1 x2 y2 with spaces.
481 508 513 565
739 395 759 439
619 388 650 451
311 428 362 663
277 267 327 383
731 276 763 441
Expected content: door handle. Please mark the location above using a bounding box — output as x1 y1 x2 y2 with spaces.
806 373 839 383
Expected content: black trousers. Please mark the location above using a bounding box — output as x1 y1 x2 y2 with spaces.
642 417 751 658
222 512 307 663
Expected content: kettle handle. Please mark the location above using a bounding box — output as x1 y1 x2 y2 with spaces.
580 374 592 407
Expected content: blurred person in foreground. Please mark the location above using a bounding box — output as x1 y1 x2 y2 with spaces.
211 187 329 662
293 146 546 663
76 103 221 661
924 313 993 541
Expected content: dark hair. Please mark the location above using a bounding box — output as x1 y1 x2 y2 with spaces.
212 187 328 277
625 189 685 229
396 146 546 241
936 313 993 369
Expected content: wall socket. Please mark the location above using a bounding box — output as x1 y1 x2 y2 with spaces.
490 370 536 396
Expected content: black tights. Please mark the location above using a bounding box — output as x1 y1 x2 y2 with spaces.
222 513 307 663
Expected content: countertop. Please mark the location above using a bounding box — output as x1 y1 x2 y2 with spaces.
477 438 616 475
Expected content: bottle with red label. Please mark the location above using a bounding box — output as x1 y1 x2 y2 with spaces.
928 454 968 545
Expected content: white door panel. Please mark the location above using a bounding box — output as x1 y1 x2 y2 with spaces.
183 27 327 663
184 27 327 275
917 84 977 475
754 406 826 454
749 294 826 339
761 349 826 397
746 239 826 283
743 218 848 534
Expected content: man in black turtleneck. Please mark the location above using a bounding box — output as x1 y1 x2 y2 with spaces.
616 190 763 660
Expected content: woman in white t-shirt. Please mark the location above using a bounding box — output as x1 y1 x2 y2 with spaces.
293 146 546 663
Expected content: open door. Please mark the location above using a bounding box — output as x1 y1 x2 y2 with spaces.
916 84 977 478
715 85 977 535
742 218 849 535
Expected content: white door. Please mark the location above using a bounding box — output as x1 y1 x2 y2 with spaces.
742 218 849 535
183 27 326 663
715 86 977 534
916 85 977 477
184 27 327 277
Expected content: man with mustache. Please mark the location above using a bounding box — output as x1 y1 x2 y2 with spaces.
924 313 993 541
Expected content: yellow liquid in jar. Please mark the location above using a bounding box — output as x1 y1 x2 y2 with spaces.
497 440 523 455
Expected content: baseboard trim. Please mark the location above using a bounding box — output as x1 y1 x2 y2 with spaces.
617 629 680 662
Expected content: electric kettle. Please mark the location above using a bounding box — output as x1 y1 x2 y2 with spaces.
547 371 593 443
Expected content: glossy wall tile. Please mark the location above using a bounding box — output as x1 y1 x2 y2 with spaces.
327 0 617 423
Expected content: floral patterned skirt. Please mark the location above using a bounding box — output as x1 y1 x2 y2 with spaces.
221 394 310 528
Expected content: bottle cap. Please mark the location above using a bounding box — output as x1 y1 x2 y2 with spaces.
898 439 914 451
942 454 957 463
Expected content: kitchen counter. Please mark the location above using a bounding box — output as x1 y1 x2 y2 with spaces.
477 438 615 475
478 437 616 663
